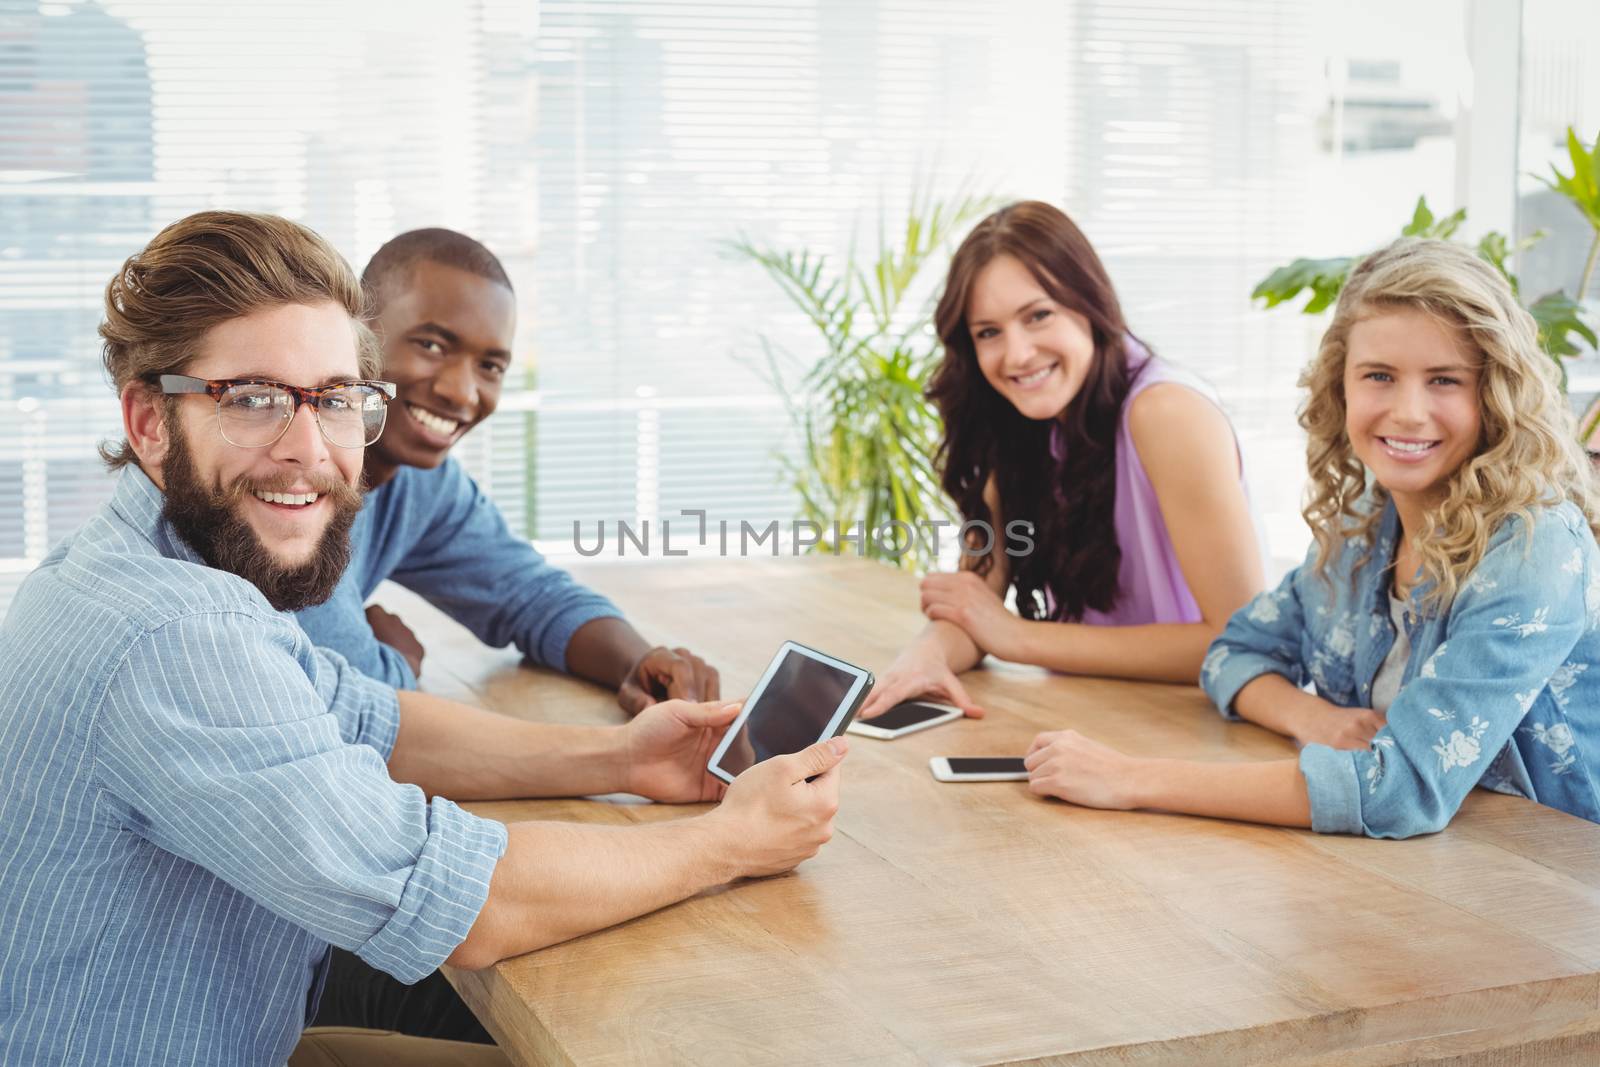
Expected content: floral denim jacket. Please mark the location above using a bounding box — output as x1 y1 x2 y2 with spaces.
1202 498 1600 839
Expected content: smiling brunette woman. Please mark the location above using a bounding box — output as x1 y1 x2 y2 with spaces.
860 200 1267 719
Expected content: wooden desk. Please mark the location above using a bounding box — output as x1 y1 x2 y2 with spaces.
389 556 1600 1066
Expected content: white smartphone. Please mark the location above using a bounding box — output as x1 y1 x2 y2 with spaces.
847 700 962 740
928 756 1029 782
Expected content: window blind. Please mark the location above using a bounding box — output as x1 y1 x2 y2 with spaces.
1 0 1497 618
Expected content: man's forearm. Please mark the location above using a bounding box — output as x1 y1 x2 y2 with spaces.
565 616 652 691
389 689 625 800
447 814 732 967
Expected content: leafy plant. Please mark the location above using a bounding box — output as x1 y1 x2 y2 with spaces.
1538 127 1600 296
1400 198 1466 240
1252 126 1600 393
1531 291 1598 360
728 189 997 569
1251 256 1353 315
1540 129 1600 437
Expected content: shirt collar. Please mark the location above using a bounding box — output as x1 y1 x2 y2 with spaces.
1364 494 1439 618
107 464 207 567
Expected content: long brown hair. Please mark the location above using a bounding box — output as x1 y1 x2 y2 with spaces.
928 201 1145 620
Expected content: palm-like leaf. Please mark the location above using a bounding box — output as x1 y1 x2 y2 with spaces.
731 189 999 568
1536 128 1600 233
1252 167 1598 380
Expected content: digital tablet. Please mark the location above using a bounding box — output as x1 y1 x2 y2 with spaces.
706 641 874 785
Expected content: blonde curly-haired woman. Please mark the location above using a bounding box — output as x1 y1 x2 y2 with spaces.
1021 237 1600 839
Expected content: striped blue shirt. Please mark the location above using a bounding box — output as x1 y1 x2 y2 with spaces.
0 467 508 1066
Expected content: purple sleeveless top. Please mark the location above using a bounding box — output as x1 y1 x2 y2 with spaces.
1046 345 1258 626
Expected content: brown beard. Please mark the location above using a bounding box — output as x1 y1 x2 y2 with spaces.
160 419 364 613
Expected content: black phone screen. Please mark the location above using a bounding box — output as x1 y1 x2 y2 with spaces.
869 702 954 731
946 757 1027 775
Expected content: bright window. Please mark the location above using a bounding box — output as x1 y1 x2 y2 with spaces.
2 0 1565 615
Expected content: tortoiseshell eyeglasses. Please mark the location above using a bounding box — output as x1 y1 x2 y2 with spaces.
152 374 397 449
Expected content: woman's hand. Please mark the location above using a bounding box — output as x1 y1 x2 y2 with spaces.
858 637 985 720
920 572 1023 660
1024 730 1143 810
1287 702 1387 751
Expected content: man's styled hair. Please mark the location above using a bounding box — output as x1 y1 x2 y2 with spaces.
360 228 513 312
99 210 380 469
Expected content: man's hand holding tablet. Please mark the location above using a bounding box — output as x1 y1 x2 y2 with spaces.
598 640 868 883
706 641 874 784
620 698 746 802
704 736 848 878
624 698 849 879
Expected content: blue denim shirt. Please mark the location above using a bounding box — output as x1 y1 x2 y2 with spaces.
0 467 508 1066
295 457 622 688
1203 498 1600 839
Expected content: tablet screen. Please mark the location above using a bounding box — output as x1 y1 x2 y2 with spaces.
711 646 864 779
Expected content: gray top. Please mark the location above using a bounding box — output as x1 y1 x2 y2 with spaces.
1370 594 1411 715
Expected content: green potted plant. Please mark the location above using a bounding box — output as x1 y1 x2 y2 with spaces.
729 190 996 569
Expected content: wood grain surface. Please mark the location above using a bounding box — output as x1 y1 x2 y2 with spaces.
390 555 1600 1067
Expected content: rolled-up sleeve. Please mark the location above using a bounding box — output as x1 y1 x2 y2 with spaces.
1302 517 1589 839
357 796 507 981
93 609 508 983
1299 744 1363 834
1202 549 1312 718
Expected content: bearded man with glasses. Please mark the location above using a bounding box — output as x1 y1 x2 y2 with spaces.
0 211 846 1067
148 373 394 610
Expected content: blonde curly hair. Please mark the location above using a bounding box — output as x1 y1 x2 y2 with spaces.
1299 237 1600 609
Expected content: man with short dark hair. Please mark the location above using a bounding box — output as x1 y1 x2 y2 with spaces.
297 226 735 1045
0 212 845 1067
295 228 719 712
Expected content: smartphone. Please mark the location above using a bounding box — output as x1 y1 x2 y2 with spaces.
928 756 1029 782
847 700 962 740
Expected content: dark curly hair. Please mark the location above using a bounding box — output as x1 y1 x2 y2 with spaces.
927 201 1146 622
